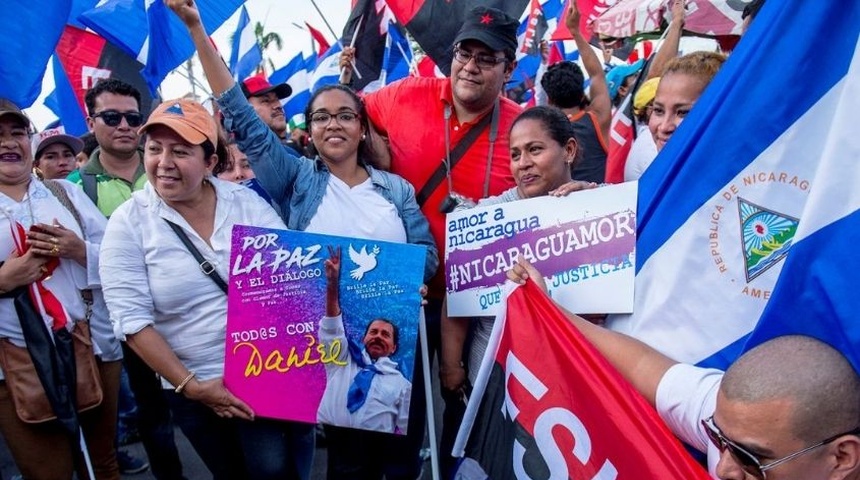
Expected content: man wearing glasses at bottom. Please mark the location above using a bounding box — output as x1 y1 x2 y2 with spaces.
508 259 860 480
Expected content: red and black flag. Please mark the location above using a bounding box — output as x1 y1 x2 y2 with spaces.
386 0 529 76
343 0 400 91
47 26 158 135
453 280 710 479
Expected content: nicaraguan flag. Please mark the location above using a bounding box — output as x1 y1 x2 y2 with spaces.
270 53 312 130
311 42 343 93
605 1 860 369
79 0 243 94
742 15 860 371
0 0 70 106
229 5 261 82
362 23 413 93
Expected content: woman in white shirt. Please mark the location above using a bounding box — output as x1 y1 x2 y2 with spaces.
100 99 312 480
0 99 119 479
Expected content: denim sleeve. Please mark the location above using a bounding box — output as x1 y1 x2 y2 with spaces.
393 175 439 282
217 84 302 209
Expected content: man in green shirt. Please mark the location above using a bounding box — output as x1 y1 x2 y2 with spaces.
66 79 147 216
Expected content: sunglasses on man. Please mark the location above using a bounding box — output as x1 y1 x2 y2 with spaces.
91 110 144 128
702 415 860 479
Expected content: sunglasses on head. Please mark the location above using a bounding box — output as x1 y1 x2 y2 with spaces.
702 415 860 479
91 110 144 128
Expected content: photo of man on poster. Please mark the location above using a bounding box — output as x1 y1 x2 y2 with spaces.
316 246 412 434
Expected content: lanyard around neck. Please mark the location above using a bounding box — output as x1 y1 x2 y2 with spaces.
442 97 501 199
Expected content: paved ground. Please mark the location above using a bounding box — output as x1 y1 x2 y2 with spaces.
0 365 443 480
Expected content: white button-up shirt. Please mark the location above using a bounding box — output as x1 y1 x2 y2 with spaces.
100 178 286 386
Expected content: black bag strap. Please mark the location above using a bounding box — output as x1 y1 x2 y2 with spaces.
80 171 98 206
163 220 228 294
415 98 499 207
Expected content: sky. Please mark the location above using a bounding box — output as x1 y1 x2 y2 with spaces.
23 0 352 130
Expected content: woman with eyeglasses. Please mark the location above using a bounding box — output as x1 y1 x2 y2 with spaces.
169 1 438 478
168 2 436 281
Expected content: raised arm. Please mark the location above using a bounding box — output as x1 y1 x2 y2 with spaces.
567 2 611 140
166 0 304 208
646 0 685 79
507 257 676 406
166 0 233 96
325 246 342 317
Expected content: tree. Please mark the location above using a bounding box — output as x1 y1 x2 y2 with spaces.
255 21 283 73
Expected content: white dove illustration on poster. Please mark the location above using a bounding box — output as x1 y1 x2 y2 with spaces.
348 244 380 280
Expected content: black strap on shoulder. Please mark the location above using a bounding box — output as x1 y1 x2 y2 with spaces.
163 220 228 294
415 99 499 207
80 171 98 206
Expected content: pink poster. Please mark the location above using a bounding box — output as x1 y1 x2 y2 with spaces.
224 225 426 435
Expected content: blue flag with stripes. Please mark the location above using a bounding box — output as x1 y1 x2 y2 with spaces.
0 0 71 107
79 0 242 95
605 1 860 371
311 42 343 93
229 5 262 82
270 53 313 130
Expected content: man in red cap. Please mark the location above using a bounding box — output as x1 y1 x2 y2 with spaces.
239 73 297 148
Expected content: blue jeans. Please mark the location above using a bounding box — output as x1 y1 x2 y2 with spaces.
166 391 315 480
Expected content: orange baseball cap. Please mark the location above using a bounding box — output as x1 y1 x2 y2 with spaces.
139 99 218 146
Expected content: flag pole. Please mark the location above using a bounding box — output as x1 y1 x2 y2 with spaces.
418 309 441 480
339 14 364 84
308 0 339 40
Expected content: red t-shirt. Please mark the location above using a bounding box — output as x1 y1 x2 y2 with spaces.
364 77 522 294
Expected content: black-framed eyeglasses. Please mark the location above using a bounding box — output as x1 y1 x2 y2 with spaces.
702 415 860 479
453 47 507 70
91 110 144 128
309 111 359 127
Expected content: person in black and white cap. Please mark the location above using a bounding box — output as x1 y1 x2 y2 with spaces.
32 127 83 180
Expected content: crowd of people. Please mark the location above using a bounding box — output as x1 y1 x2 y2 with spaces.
1 0 859 479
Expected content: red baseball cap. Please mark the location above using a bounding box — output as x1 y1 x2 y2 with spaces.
241 74 292 99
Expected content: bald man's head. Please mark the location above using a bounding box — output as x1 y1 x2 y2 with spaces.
721 335 860 443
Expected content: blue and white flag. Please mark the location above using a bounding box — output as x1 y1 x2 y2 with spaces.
743 13 860 372
229 6 261 82
0 0 71 107
79 0 243 95
270 53 312 130
311 42 343 93
363 23 413 93
605 1 860 369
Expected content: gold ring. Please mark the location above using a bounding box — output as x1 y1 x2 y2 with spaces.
50 237 59 245
50 245 59 255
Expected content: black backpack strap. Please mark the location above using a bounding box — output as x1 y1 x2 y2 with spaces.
80 171 98 206
163 220 228 294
